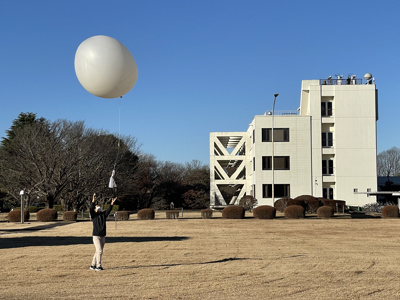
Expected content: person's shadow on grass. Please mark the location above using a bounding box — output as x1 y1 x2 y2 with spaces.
0 236 189 249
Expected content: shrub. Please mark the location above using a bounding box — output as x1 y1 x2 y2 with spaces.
104 204 119 212
253 205 276 219
317 206 334 218
166 210 180 219
274 198 291 212
381 205 399 218
284 205 305 219
201 209 213 219
116 211 130 220
320 198 346 213
238 195 257 211
137 208 155 220
295 195 320 213
362 202 384 213
63 211 77 221
287 199 306 209
37 209 58 222
28 206 42 213
7 210 30 222
53 205 63 212
222 205 245 219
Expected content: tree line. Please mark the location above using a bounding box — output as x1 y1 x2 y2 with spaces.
377 147 400 177
0 113 209 212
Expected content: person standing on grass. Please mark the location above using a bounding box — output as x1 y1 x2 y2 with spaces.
89 193 117 271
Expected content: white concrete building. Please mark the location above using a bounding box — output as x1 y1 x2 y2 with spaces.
210 74 378 208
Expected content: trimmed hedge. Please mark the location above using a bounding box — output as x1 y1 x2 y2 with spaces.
222 205 245 219
28 206 44 213
287 199 306 209
53 205 63 212
37 209 58 222
104 204 119 212
284 205 305 219
201 209 213 219
7 210 30 222
381 205 399 218
137 208 155 220
253 205 276 219
116 211 130 220
63 211 77 221
295 195 320 213
317 206 334 218
319 198 346 212
274 198 291 212
166 210 180 219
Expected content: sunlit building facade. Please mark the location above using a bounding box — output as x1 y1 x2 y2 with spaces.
210 75 378 208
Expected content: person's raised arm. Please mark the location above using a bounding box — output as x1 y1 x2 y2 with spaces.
105 197 117 217
90 193 96 215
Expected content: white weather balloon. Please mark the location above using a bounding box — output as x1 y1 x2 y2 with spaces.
74 35 138 98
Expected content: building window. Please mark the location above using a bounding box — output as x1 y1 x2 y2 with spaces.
322 160 334 175
322 132 333 147
262 156 290 170
323 187 334 199
262 128 289 142
253 157 255 171
321 102 333 117
262 184 290 198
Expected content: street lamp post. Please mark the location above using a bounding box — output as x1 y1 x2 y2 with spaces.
272 93 279 206
19 190 24 224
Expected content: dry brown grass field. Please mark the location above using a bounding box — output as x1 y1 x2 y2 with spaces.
1 210 400 299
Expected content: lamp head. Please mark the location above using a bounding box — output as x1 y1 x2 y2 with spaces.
274 93 279 98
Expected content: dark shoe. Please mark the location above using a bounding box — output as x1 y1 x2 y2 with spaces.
90 265 95 270
95 266 104 271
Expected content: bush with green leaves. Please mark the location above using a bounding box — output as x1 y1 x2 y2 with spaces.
7 210 30 222
317 206 334 218
284 205 305 219
53 205 63 212
137 208 155 220
253 205 276 219
63 211 77 221
104 204 119 212
381 205 399 218
36 209 58 222
222 205 245 219
28 206 43 213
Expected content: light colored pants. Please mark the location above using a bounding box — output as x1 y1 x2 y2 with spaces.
92 236 105 267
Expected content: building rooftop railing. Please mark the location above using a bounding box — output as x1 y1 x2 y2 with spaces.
265 110 299 116
320 78 363 85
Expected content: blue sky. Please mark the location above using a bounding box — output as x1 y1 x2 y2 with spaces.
1 1 399 165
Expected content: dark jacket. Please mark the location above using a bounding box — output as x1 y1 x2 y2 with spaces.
90 202 113 236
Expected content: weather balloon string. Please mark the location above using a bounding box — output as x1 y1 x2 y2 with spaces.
74 35 138 194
